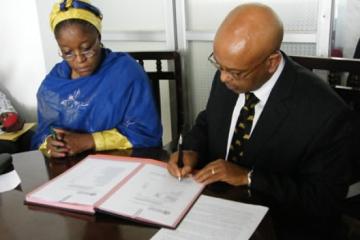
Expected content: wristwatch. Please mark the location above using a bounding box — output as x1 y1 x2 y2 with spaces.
247 169 253 187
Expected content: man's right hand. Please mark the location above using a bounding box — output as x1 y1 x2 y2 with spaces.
167 150 198 179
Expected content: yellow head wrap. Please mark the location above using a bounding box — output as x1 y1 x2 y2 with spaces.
49 0 102 33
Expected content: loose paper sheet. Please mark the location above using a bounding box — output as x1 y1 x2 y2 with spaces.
151 195 268 240
0 170 21 193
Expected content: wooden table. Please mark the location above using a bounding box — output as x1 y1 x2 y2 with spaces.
0 149 276 240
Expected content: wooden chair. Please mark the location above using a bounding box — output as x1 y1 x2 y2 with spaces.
290 56 360 110
347 38 360 88
290 55 360 239
291 55 360 178
128 51 184 146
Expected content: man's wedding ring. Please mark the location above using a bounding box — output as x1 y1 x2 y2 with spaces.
211 168 215 175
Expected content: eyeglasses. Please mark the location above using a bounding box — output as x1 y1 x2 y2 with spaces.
58 38 99 61
208 51 276 80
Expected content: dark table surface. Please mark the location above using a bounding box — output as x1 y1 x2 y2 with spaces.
0 149 276 240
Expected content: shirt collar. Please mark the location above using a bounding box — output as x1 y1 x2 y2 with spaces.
252 52 285 105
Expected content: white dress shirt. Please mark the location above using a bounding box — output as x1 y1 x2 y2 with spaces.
225 54 285 160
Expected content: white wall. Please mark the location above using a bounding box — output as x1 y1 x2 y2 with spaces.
35 0 61 72
0 0 46 121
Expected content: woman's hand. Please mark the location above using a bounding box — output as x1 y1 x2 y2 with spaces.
47 128 95 158
46 130 68 158
57 129 95 156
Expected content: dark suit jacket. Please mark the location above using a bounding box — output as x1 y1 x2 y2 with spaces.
183 53 351 239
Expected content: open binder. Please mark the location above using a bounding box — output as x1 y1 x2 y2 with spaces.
25 154 204 228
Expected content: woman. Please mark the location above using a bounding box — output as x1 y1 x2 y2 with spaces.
31 0 162 158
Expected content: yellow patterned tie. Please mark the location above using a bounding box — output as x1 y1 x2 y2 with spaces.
227 92 259 163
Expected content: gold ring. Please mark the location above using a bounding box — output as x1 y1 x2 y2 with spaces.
211 168 215 175
47 149 51 156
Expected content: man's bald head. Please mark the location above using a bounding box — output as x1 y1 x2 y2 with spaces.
214 3 283 67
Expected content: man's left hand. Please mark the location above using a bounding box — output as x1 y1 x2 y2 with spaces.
194 159 250 186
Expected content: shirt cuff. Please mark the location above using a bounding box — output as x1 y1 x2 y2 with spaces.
247 169 254 187
38 137 50 157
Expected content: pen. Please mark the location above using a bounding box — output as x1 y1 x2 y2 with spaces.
51 128 64 152
51 128 60 141
177 134 184 181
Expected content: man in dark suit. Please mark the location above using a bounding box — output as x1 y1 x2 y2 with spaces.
167 3 351 239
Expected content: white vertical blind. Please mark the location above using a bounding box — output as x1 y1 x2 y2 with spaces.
178 0 333 122
93 0 165 31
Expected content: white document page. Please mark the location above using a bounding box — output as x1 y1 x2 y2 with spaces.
0 170 21 193
29 157 140 205
98 164 204 227
347 181 360 198
151 195 268 240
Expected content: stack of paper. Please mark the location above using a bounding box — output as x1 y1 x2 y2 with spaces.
151 195 268 240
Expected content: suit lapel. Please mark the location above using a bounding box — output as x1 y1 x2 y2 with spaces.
215 73 239 158
244 55 296 165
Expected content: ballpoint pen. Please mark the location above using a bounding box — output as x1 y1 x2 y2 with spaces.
51 128 59 140
177 134 184 181
51 128 65 154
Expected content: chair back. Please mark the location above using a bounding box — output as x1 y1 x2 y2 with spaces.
128 51 184 141
291 55 360 183
347 38 360 88
290 55 360 110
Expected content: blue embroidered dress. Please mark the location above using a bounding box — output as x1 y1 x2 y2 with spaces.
31 49 162 149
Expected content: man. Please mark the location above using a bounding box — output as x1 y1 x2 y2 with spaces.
168 3 350 239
